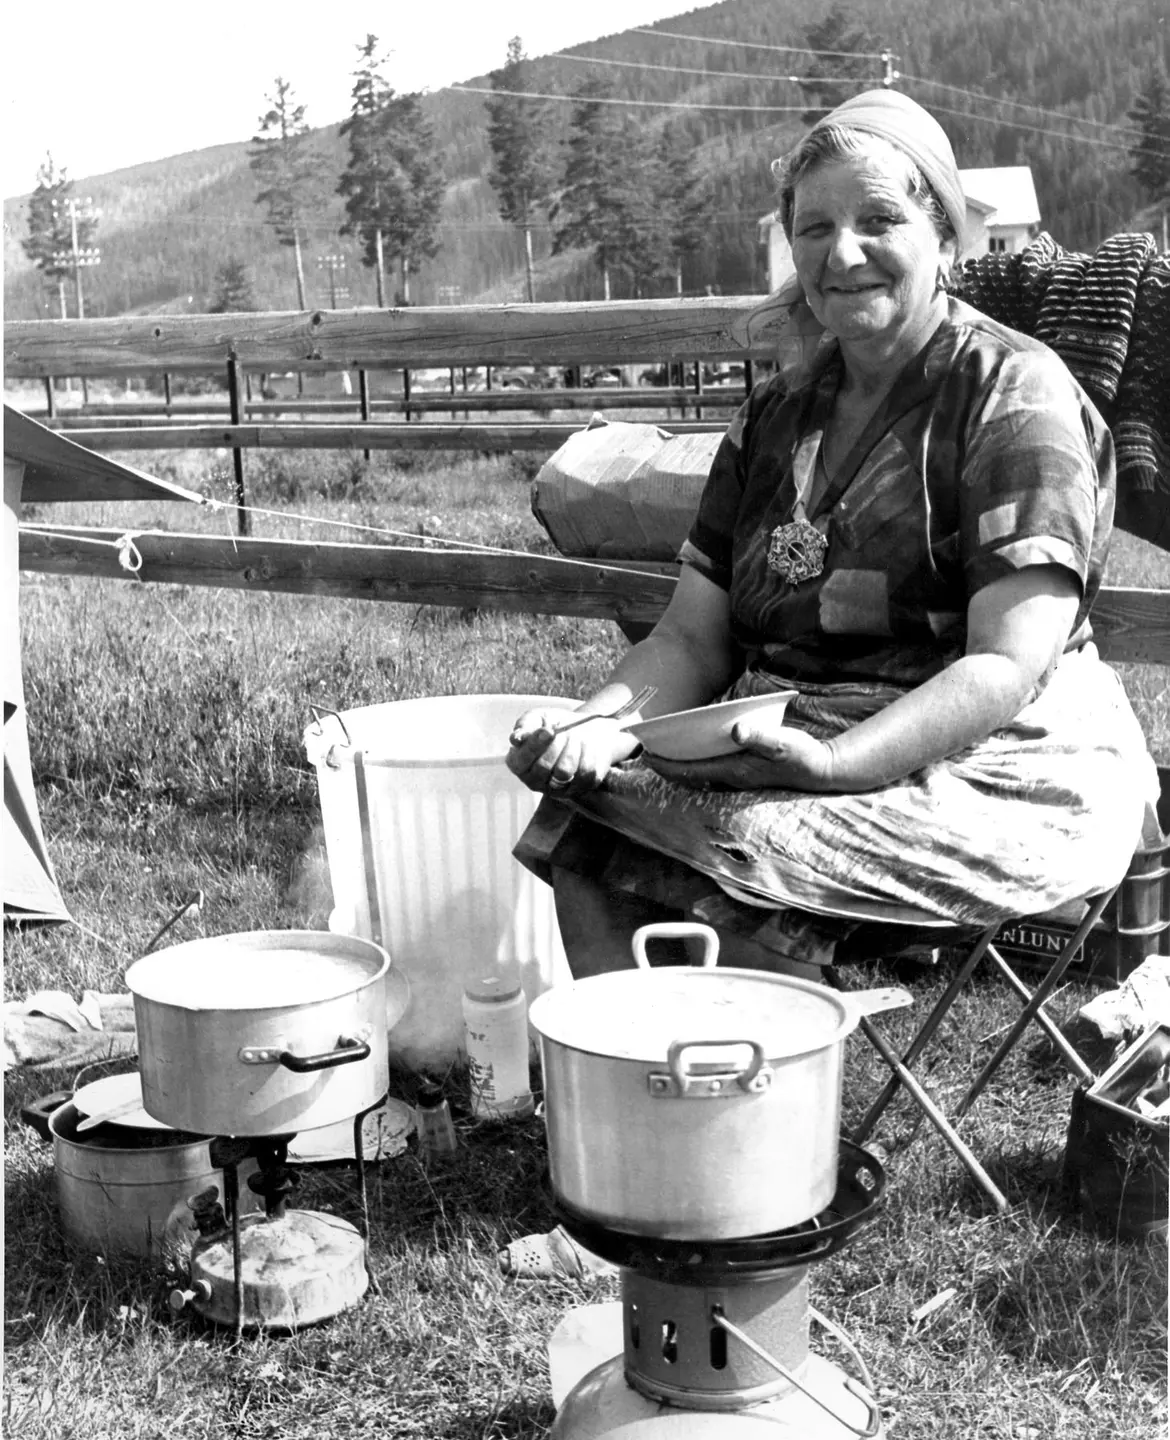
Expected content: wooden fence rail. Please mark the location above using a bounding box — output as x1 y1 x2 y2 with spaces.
53 420 727 453
18 526 1170 666
4 298 779 377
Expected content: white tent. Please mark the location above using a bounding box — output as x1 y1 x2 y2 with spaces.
3 406 202 922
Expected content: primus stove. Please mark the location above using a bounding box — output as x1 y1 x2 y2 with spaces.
548 1143 886 1439
125 930 401 1334
528 924 904 1438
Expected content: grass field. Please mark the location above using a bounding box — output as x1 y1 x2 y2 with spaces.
5 444 1169 1439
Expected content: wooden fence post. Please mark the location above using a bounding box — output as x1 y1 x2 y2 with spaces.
743 360 754 394
44 377 56 419
359 369 371 462
226 355 249 536
403 368 412 422
163 372 173 417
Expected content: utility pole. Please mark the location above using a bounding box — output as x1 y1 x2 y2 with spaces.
316 252 349 308
51 194 101 403
50 195 102 319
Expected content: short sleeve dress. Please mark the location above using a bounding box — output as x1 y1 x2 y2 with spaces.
514 299 1160 940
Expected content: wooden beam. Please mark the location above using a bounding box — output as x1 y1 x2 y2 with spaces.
4 297 785 377
16 525 1170 664
1091 586 1170 664
17 527 678 624
53 421 726 452
41 386 744 424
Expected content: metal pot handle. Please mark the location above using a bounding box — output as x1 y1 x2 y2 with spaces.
664 1038 770 1096
239 1035 372 1072
20 1090 72 1142
631 922 720 969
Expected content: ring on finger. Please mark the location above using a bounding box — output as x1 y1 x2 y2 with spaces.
547 773 572 790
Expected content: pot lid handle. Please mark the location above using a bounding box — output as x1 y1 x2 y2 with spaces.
631 922 719 970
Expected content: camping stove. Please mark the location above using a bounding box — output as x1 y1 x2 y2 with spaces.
548 1141 886 1439
168 1098 385 1334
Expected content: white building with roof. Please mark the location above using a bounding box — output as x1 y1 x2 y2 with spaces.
758 165 1042 290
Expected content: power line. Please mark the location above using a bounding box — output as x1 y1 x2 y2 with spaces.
551 51 874 87
902 72 1149 143
447 82 811 116
628 27 887 62
899 83 1167 160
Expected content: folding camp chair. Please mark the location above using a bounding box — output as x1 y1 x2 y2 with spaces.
824 810 1170 1212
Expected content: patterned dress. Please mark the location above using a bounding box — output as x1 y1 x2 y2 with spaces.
515 299 1160 949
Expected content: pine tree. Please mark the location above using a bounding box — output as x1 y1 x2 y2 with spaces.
485 37 553 302
22 154 95 318
249 77 325 311
655 123 717 296
550 79 632 300
797 9 885 125
208 258 257 313
338 38 446 306
1127 67 1170 204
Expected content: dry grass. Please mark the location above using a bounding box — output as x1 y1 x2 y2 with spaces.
4 446 1168 1439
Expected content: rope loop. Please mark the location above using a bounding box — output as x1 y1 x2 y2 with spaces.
114 532 143 574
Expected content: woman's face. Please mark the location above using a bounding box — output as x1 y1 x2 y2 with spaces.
790 142 954 357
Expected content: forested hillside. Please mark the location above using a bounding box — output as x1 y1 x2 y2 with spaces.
4 0 1165 319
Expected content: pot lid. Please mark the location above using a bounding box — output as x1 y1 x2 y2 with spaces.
72 1072 170 1132
528 968 855 1063
125 930 389 1011
288 1097 415 1165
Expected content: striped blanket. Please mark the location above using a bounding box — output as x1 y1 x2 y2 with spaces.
952 233 1170 550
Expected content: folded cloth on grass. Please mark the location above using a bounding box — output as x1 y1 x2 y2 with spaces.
3 990 136 1071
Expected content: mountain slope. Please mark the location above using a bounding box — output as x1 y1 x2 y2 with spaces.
4 0 1164 320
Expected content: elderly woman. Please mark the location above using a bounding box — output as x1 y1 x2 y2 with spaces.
507 90 1161 979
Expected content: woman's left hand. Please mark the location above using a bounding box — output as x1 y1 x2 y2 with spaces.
645 720 836 793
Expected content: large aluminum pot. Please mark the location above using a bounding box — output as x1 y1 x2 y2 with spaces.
126 930 394 1137
528 923 911 1239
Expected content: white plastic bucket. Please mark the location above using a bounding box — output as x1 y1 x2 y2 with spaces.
304 695 573 1069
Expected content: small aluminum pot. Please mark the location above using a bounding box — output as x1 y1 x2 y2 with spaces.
126 930 393 1137
529 923 910 1239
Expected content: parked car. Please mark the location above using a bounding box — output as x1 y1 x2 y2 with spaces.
583 367 622 388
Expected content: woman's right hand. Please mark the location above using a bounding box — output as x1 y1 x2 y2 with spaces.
506 707 632 797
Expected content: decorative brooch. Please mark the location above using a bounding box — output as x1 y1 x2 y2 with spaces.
767 518 828 584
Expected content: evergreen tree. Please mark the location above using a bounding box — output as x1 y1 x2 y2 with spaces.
375 90 446 305
550 79 633 299
22 154 95 318
797 9 885 125
655 123 717 296
1127 67 1170 203
249 77 325 310
485 37 553 302
338 38 445 306
207 258 257 313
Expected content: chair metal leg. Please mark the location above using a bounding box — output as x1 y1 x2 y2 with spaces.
953 887 1116 1120
850 1009 1009 1211
829 923 998 1145
982 944 1096 1084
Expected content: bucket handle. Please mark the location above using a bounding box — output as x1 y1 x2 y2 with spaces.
631 922 719 969
308 704 351 748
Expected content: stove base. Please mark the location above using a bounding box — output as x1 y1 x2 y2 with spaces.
550 1353 883 1439
181 1209 368 1330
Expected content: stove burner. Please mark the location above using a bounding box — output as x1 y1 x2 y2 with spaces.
550 1140 884 1282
